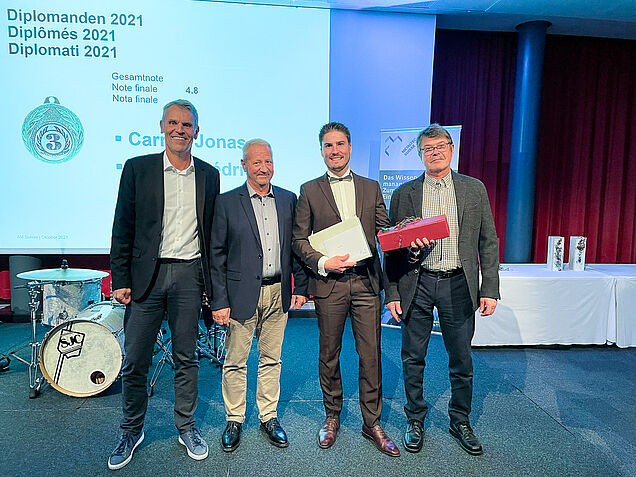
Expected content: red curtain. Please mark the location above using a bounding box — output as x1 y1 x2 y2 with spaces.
431 29 517 260
431 30 636 263
534 35 636 263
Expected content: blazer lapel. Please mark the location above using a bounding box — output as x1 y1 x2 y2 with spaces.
353 172 364 217
273 186 287 245
152 153 165 223
452 171 466 227
194 158 206 224
408 173 424 218
318 174 341 219
239 185 262 249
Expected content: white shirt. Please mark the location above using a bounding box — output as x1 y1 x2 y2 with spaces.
317 167 356 276
158 152 200 259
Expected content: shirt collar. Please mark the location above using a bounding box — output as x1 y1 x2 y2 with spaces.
246 181 274 198
163 151 194 173
424 170 453 188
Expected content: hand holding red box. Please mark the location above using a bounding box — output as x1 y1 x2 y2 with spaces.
377 215 450 251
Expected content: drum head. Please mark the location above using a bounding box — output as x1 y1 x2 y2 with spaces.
39 319 123 397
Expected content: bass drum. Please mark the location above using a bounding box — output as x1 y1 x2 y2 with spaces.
39 302 125 397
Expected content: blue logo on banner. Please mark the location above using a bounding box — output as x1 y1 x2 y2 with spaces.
383 135 403 157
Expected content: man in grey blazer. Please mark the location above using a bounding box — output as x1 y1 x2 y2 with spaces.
385 123 500 456
293 122 399 457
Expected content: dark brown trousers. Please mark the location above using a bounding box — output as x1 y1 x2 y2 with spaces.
313 272 383 427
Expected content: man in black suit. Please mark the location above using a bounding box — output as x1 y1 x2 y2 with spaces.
210 139 308 452
385 123 500 456
109 100 220 470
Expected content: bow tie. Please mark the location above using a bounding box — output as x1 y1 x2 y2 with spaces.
329 174 353 183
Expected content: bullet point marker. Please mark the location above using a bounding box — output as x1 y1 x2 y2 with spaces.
115 135 122 141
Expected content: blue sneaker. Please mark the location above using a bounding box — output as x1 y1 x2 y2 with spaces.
108 431 144 470
178 428 208 460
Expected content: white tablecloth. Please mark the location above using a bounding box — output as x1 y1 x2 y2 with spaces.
586 264 636 348
472 264 617 346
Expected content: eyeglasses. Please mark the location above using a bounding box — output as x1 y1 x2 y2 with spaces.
420 142 452 156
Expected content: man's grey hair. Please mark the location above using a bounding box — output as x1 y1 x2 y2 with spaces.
416 123 453 156
162 99 199 128
242 138 273 161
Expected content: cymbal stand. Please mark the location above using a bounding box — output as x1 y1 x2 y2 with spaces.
147 328 175 397
0 282 47 398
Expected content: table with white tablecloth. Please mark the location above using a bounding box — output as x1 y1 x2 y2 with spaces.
586 264 636 348
472 264 636 347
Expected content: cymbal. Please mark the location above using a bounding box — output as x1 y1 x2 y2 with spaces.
17 268 109 282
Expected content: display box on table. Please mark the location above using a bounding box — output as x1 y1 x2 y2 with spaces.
568 236 587 271
547 236 564 271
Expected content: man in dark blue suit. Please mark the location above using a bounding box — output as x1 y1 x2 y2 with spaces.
109 100 219 469
210 139 308 452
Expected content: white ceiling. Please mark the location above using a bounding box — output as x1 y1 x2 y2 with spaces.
199 0 636 39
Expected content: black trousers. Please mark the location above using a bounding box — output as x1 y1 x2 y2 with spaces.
120 259 202 434
401 270 475 425
313 273 383 427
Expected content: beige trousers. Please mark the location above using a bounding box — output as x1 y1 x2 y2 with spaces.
222 282 288 423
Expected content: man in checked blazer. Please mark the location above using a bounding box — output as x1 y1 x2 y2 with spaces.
384 123 500 456
292 122 400 457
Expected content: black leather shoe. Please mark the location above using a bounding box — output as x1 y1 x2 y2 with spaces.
449 421 483 455
260 418 288 448
221 421 242 452
403 420 424 453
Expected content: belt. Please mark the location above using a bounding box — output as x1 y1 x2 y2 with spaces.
261 275 281 286
342 264 368 275
420 267 463 279
158 257 199 264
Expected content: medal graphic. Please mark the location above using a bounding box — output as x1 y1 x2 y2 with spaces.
22 96 84 163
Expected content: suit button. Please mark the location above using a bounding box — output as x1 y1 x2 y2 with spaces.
258 254 263 259
414 269 419 273
256 275 260 279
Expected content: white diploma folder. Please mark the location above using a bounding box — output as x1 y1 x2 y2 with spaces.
308 216 372 263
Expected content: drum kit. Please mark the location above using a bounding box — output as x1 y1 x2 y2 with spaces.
0 261 226 399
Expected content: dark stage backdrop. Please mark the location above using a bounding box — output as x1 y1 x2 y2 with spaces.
431 30 636 263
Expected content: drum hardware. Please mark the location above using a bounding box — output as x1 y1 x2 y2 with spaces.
197 320 226 366
146 314 226 398
199 298 225 366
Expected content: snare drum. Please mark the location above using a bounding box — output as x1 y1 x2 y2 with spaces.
39 301 125 397
42 279 102 327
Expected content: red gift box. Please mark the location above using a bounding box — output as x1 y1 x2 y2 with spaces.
377 215 450 251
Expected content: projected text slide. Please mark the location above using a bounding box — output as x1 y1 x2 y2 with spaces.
2 0 329 252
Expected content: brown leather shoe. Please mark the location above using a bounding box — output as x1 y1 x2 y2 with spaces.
318 416 340 449
362 424 401 457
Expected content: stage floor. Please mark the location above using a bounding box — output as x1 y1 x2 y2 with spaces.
1 318 634 477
